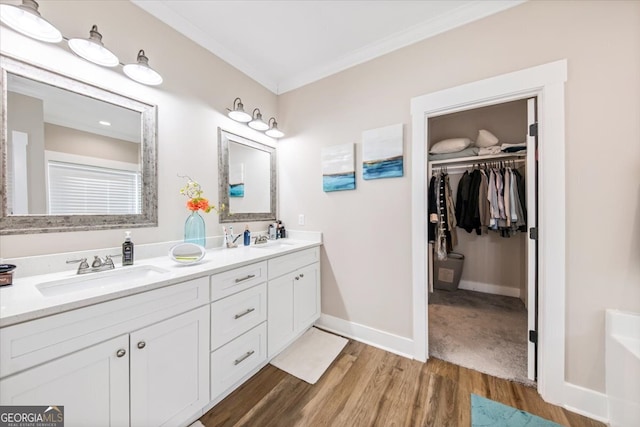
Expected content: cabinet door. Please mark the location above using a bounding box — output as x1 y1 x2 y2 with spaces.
0 335 129 427
294 263 321 333
267 272 295 358
130 305 209 427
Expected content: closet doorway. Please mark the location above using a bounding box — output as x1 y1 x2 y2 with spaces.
410 60 568 402
426 98 537 384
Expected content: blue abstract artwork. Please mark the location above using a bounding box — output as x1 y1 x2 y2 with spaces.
229 163 244 198
362 123 403 180
229 183 244 197
322 143 355 192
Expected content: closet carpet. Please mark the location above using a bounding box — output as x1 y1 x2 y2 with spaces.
428 288 532 385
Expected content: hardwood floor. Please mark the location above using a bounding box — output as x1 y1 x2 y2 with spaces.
200 339 605 427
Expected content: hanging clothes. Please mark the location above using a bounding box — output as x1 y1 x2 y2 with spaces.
454 162 527 238
455 168 483 235
428 176 437 243
429 170 457 259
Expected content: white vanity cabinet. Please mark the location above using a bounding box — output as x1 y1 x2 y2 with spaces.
0 276 210 427
209 261 268 402
267 247 321 358
129 305 209 427
0 334 130 427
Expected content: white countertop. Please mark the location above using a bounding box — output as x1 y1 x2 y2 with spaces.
0 239 321 328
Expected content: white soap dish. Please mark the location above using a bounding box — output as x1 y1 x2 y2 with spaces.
169 243 206 265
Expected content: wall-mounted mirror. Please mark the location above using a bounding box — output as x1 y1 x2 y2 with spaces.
218 128 276 223
0 55 157 234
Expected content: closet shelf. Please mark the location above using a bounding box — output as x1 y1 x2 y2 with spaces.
428 152 526 167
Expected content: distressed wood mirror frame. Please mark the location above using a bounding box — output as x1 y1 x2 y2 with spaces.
0 55 158 235
218 128 277 223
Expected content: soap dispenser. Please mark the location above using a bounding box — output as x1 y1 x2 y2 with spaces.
122 231 134 266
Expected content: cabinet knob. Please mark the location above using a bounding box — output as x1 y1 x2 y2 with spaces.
295 276 300 280
137 341 146 349
116 349 126 358
299 273 304 278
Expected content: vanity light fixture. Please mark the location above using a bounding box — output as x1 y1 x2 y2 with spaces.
0 0 62 43
265 117 284 138
68 25 119 67
227 97 252 123
227 98 285 138
248 108 269 131
123 49 163 86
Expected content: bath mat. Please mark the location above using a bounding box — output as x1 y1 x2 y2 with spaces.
471 394 562 427
270 327 347 384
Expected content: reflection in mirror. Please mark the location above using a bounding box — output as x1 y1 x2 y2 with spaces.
0 55 157 234
218 128 276 223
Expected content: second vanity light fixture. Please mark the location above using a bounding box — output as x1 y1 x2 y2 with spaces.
227 98 285 139
0 0 163 86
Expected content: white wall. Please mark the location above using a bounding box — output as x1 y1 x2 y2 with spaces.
277 0 640 394
0 0 278 258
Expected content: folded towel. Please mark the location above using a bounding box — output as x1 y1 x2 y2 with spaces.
502 147 527 153
500 142 526 149
478 146 502 155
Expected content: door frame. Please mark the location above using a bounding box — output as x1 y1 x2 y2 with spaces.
410 60 567 404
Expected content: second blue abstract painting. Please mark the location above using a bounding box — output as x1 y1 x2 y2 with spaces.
362 124 404 180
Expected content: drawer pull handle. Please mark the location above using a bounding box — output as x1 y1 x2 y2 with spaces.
235 274 256 283
116 349 126 358
234 307 256 319
137 341 146 349
234 350 255 365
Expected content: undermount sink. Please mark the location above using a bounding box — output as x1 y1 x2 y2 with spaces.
36 265 169 297
251 240 296 249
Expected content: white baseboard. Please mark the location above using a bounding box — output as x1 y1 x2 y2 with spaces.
316 314 414 359
563 381 609 424
458 279 521 298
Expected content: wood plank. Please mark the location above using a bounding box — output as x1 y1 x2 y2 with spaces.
200 339 606 427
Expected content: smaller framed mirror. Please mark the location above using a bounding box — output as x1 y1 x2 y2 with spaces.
218 128 276 223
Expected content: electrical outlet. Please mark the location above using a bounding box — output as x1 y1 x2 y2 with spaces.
298 214 305 226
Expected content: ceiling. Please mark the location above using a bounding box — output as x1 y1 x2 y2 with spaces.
131 0 525 94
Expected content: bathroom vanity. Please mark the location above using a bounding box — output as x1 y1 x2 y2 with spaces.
0 239 321 427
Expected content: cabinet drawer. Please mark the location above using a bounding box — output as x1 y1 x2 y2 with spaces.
210 261 267 301
268 247 320 280
210 322 267 399
211 283 266 350
0 277 209 378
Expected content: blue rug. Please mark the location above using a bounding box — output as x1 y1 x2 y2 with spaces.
471 394 563 427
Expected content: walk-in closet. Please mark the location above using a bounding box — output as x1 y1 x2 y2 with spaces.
426 98 537 384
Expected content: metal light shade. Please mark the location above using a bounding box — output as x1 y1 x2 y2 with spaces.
0 0 62 43
123 50 163 86
228 98 252 123
68 25 119 67
266 117 284 138
248 108 269 131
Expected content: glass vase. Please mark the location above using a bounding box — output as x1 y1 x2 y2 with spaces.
184 211 206 247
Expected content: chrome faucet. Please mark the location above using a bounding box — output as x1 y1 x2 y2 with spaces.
67 254 120 274
254 235 268 244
